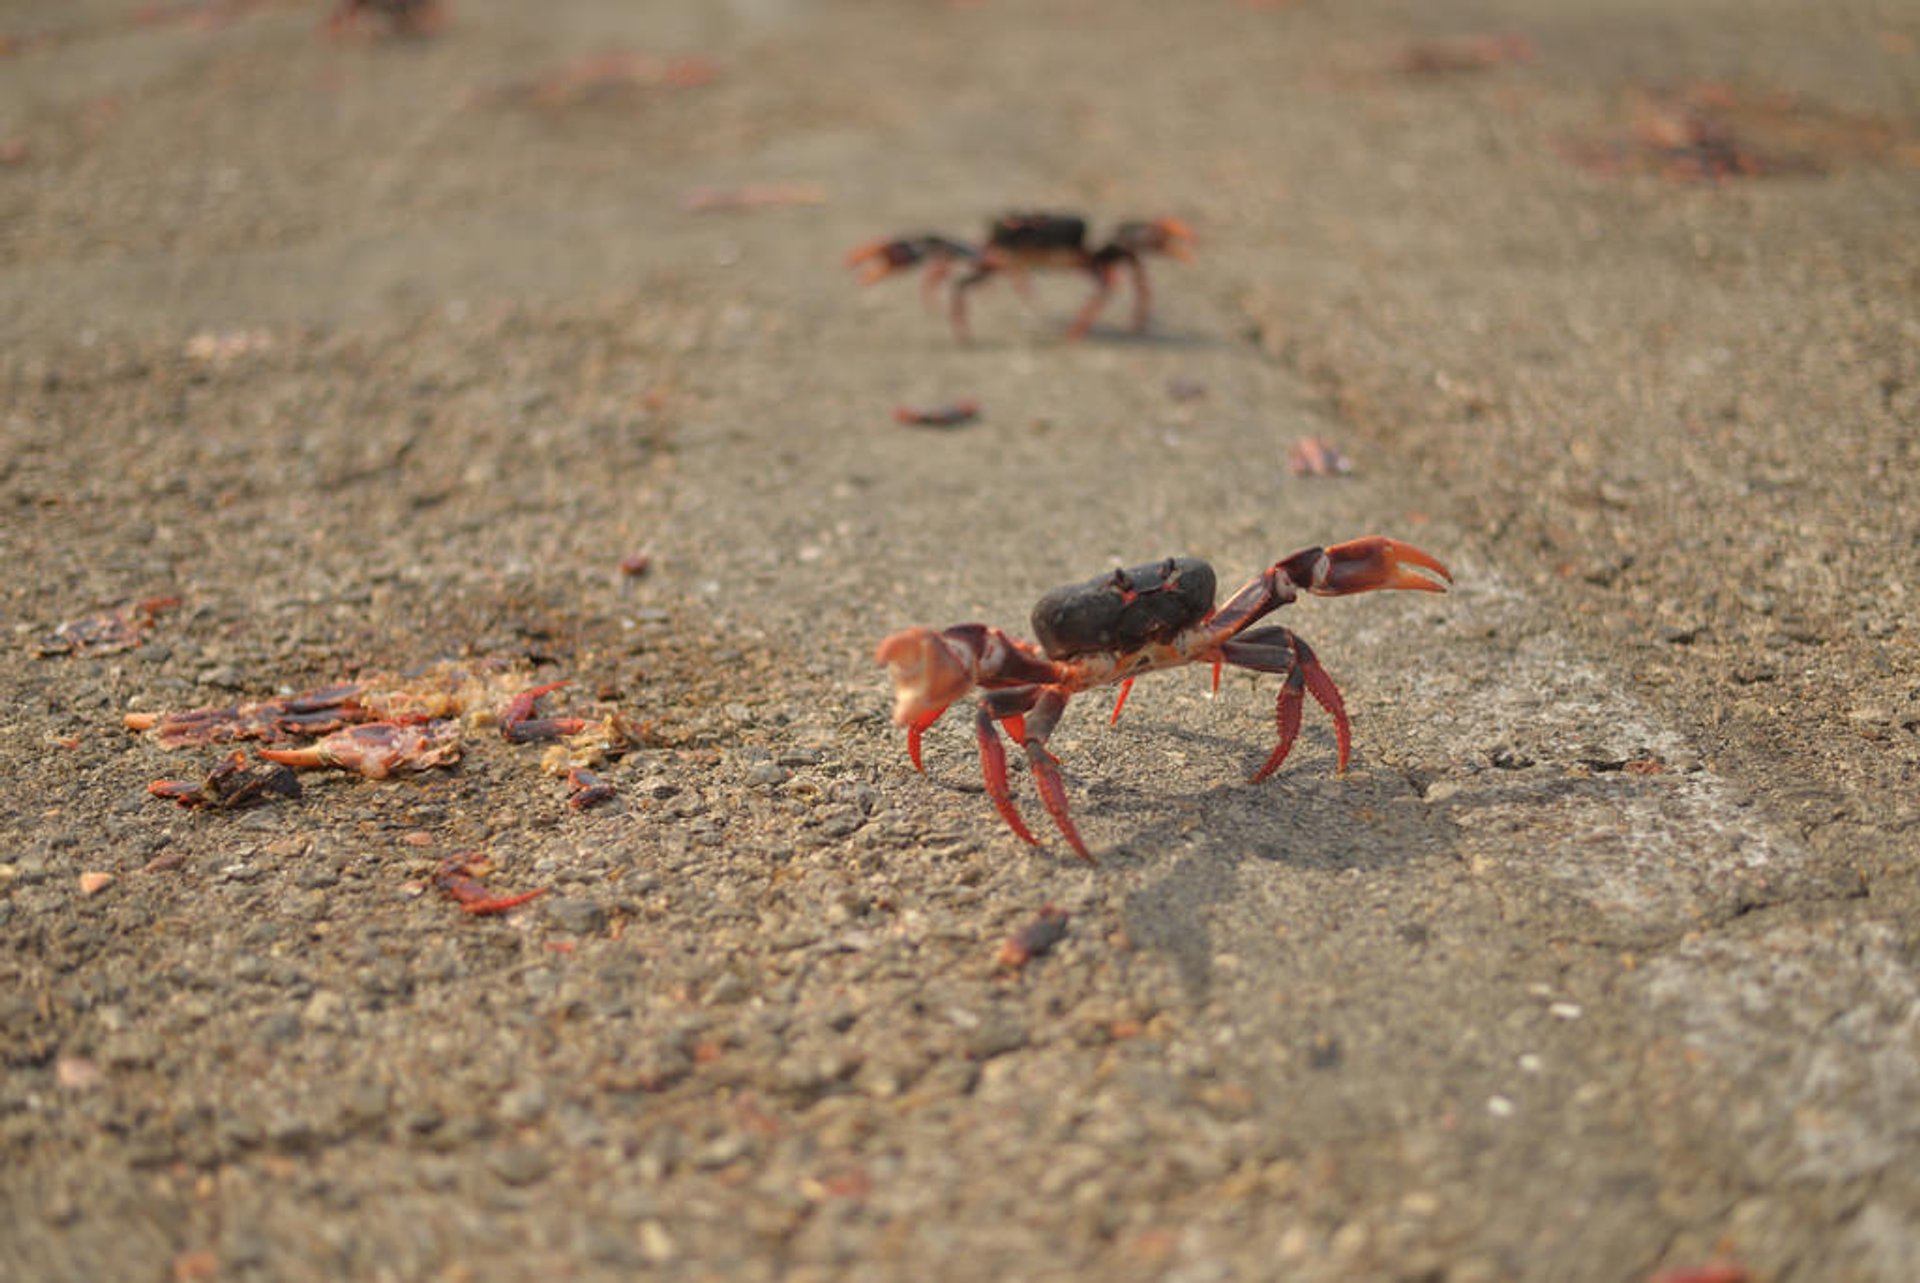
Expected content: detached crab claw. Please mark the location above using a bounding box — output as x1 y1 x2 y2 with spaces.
1299 536 1453 597
259 720 461 780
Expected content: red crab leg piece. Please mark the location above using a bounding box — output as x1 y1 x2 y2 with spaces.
975 708 1039 846
435 856 548 916
1024 740 1092 863
1108 678 1135 725
502 680 589 743
502 680 568 724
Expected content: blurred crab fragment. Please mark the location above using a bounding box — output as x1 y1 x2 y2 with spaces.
501 680 590 743
996 905 1070 969
1287 436 1352 477
125 660 549 747
565 767 617 810
893 399 981 428
149 751 301 809
1553 83 1905 184
39 596 179 657
435 852 547 916
1397 32 1535 75
259 720 462 779
125 681 369 748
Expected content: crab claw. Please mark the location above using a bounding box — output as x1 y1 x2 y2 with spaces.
1116 217 1196 261
876 627 976 728
1303 537 1452 597
845 237 930 284
260 720 461 779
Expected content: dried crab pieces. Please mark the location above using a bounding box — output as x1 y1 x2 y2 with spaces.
148 751 301 810
128 661 633 804
124 682 370 748
564 767 616 810
434 852 547 916
39 596 180 657
259 720 462 779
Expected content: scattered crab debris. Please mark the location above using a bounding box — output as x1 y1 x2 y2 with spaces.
892 399 981 428
565 766 617 810
39 596 179 657
259 720 462 779
996 905 1070 969
124 660 532 748
1286 436 1352 477
680 182 828 213
434 852 547 916
128 661 639 805
79 872 116 897
125 681 368 748
148 751 301 809
1554 83 1914 183
1645 1264 1749 1283
620 552 653 577
55 1056 104 1091
1396 32 1535 75
501 680 591 744
183 328 273 363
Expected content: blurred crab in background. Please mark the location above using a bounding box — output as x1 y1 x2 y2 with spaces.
848 211 1193 340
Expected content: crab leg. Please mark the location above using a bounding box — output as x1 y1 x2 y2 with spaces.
950 264 993 341
985 686 1092 862
1023 737 1090 863
975 706 1039 846
1066 267 1115 340
1254 665 1309 783
1222 628 1353 780
1125 256 1151 331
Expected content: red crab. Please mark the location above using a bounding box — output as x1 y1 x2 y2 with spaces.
847 211 1194 341
875 536 1451 861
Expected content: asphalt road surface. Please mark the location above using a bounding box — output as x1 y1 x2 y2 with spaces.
3 2 1917 1281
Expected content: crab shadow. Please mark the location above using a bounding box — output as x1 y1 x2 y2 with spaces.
1000 717 1435 998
